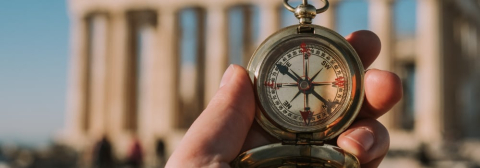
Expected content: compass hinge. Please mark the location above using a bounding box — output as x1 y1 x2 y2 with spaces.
297 25 315 34
282 133 324 146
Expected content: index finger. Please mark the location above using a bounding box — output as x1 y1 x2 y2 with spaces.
346 30 381 68
346 30 403 119
166 65 256 167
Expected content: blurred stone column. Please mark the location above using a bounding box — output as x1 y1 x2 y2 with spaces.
242 6 253 67
204 7 228 105
415 0 443 145
156 9 178 136
136 12 159 166
258 2 281 44
156 8 182 159
108 11 129 142
369 0 394 71
65 15 89 145
88 14 110 138
368 0 395 129
313 0 338 30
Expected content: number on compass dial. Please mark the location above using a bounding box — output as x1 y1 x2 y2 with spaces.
264 42 349 127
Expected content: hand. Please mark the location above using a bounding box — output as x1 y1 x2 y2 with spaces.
166 30 403 168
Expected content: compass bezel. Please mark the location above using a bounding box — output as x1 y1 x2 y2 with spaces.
247 24 364 141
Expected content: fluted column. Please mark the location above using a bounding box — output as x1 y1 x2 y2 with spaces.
156 9 178 135
108 12 129 139
88 14 110 138
415 0 443 144
138 19 158 143
314 0 338 30
204 7 228 105
369 0 394 70
242 6 253 67
258 2 281 44
135 13 159 167
65 15 89 143
368 0 395 129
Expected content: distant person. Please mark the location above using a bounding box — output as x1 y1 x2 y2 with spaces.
126 138 143 168
93 136 114 168
418 143 432 166
156 140 166 167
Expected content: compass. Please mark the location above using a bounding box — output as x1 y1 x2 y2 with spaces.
231 0 364 167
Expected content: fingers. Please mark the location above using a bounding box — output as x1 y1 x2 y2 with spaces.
337 118 390 167
346 30 381 68
346 30 403 119
166 65 256 167
343 31 396 167
358 69 403 119
240 120 280 152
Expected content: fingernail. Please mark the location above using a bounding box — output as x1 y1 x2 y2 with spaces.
345 128 375 151
364 68 379 74
220 64 235 88
345 33 353 39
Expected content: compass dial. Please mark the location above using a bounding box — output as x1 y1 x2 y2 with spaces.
256 36 351 132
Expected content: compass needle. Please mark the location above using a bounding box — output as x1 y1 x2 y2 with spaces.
276 64 300 82
291 70 303 80
282 84 299 87
290 91 302 102
305 61 309 79
309 68 323 82
300 109 312 126
311 90 328 104
312 83 331 86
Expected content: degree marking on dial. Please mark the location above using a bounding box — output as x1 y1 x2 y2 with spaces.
283 101 292 109
264 80 277 89
332 76 345 88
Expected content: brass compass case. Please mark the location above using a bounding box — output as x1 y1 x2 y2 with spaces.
232 0 364 167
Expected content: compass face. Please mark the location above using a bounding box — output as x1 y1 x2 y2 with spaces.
256 36 351 132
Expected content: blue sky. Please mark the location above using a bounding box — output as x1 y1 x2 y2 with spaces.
0 0 415 146
0 1 69 145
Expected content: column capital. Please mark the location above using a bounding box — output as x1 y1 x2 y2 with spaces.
328 0 340 7
258 0 283 8
158 7 177 16
204 7 229 105
368 0 396 5
258 3 281 41
314 0 338 30
206 5 228 15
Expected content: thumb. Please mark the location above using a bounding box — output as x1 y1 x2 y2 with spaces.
166 64 256 167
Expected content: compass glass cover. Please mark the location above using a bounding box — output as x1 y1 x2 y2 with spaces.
256 35 352 133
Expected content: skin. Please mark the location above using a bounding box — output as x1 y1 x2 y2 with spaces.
166 30 403 168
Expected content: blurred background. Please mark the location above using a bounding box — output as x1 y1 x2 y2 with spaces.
0 0 479 167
